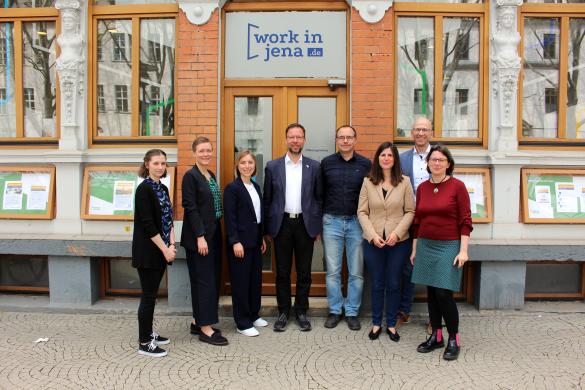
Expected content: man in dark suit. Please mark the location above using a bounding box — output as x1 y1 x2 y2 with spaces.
264 123 322 332
398 117 433 328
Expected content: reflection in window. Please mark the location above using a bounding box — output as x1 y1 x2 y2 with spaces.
456 89 468 115
94 0 176 4
396 17 434 136
139 19 175 136
567 18 585 139
97 84 106 112
112 32 129 62
23 88 35 110
0 23 16 137
0 0 56 8
115 85 129 113
522 18 560 138
0 88 6 115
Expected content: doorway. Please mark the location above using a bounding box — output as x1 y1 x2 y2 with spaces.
221 85 348 295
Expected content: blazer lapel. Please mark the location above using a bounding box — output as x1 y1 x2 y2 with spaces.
237 178 256 217
278 157 286 193
301 159 310 199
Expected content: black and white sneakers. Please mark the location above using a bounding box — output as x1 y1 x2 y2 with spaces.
150 331 170 345
138 340 167 358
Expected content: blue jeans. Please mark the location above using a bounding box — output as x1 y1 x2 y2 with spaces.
398 237 415 315
322 214 364 316
363 239 410 327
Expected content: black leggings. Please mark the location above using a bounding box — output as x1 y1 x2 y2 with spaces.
137 267 166 343
427 286 459 336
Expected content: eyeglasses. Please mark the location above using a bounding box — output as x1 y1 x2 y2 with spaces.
286 136 305 141
336 135 355 141
413 128 432 133
429 158 448 164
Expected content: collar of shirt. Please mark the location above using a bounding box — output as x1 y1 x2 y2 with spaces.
336 152 356 162
285 153 303 166
413 144 431 160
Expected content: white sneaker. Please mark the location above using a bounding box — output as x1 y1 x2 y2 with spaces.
253 318 269 327
237 327 259 337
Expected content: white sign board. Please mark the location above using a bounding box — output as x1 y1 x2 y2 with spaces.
225 11 347 79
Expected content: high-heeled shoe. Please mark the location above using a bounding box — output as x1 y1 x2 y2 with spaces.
368 327 382 340
386 327 400 342
417 329 445 353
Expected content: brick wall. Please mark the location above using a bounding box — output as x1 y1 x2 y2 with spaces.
175 10 220 219
350 8 394 159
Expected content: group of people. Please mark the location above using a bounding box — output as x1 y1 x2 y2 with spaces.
131 117 472 362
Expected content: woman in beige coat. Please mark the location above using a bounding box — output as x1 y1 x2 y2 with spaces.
358 141 415 342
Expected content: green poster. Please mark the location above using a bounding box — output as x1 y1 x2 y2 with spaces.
526 174 585 220
0 172 51 215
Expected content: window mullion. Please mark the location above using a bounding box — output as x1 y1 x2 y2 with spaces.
434 15 444 138
14 20 24 138
557 16 569 140
131 17 140 138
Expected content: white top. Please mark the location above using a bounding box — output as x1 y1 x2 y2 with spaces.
244 182 261 223
412 145 431 193
284 153 303 214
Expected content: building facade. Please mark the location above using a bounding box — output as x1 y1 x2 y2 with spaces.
0 0 584 309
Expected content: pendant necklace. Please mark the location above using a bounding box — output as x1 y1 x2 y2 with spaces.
430 175 447 193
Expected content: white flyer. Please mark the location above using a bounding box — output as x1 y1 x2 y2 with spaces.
534 185 552 204
3 181 24 210
113 180 135 211
555 182 578 213
26 185 48 210
528 199 554 218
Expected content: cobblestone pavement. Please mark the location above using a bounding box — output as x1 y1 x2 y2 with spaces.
0 309 584 390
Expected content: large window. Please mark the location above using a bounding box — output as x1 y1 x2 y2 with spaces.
0 6 58 143
91 2 177 144
395 5 485 145
520 3 585 144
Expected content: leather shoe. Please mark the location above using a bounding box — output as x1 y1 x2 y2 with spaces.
273 313 288 332
396 312 411 328
324 313 342 329
199 330 228 346
296 313 312 331
190 323 220 335
346 316 361 331
368 327 382 340
386 327 400 342
443 337 460 361
417 331 445 353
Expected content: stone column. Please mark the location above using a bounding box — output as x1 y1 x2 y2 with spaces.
56 0 85 150
490 0 522 152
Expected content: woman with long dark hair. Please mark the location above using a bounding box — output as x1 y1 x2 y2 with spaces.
133 149 176 357
357 142 415 342
411 144 472 361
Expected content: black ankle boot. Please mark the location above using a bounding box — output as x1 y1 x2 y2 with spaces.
416 330 445 353
443 336 460 361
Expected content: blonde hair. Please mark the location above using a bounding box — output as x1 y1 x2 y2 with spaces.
234 150 257 178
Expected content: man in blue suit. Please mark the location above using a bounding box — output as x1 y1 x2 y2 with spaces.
398 117 433 328
264 123 323 332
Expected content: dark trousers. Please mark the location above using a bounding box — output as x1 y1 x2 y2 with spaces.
228 245 262 330
186 223 222 326
398 237 415 315
363 239 410 327
274 215 314 316
427 286 459 335
137 267 166 343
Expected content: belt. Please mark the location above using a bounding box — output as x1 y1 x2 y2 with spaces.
284 212 302 219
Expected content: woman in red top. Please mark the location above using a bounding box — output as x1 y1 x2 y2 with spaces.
410 144 472 361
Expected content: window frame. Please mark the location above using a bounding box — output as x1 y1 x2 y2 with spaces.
0 7 60 147
88 3 178 147
519 3 585 148
393 3 488 148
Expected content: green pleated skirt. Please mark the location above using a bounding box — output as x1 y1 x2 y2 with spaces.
411 238 462 292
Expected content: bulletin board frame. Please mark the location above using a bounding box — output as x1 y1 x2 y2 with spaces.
521 168 585 224
81 165 175 221
453 166 493 223
0 165 56 220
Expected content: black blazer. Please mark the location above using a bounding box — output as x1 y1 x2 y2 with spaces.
132 181 170 269
263 155 323 238
223 177 264 249
181 166 219 252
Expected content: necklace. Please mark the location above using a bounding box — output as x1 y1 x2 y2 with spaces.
430 175 447 193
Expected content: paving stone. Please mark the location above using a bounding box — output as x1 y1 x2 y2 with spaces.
0 310 584 389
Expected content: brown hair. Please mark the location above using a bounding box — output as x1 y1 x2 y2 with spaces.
138 149 167 178
192 136 212 152
285 123 306 137
426 144 455 176
368 142 403 186
335 124 357 137
234 150 257 178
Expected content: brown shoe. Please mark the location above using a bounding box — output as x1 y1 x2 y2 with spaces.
396 312 411 328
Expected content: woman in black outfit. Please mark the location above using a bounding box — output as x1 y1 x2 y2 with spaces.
133 149 176 358
181 136 228 346
224 150 268 337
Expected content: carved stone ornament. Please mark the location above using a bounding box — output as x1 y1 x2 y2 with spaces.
349 1 393 24
491 4 521 131
179 0 227 26
56 0 84 129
